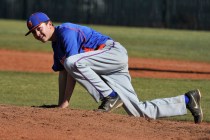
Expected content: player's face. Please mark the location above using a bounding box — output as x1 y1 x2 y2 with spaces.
32 22 54 43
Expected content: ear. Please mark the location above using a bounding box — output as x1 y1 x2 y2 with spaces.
47 21 53 28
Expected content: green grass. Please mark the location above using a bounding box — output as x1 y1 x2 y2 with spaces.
0 71 209 122
0 19 210 62
0 19 51 52
92 25 210 62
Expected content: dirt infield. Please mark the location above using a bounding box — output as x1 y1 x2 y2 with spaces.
0 49 210 140
1 49 210 79
0 105 210 140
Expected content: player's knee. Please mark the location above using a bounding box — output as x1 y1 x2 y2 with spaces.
64 57 76 71
64 57 84 71
64 56 87 74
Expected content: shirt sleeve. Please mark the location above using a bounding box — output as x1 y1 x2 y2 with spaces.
52 54 65 72
60 29 83 57
52 27 84 72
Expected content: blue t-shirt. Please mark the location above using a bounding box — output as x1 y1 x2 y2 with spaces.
52 23 112 71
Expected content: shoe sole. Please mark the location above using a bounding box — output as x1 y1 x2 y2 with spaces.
196 89 203 123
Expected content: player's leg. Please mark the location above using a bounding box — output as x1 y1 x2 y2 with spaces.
100 71 187 118
64 40 127 111
101 67 202 123
135 89 202 123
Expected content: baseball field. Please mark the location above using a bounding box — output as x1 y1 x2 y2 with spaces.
0 19 210 139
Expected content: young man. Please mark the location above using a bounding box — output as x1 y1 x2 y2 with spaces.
25 12 203 124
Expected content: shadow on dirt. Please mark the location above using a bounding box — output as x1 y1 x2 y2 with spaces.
31 104 58 108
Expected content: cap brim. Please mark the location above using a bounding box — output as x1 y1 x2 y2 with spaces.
25 23 42 36
25 30 32 36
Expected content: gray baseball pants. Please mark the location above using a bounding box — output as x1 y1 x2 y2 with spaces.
64 40 187 119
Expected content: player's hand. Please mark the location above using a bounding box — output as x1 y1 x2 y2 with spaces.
58 101 69 108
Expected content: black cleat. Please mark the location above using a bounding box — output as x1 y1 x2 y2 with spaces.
96 96 123 112
185 89 203 124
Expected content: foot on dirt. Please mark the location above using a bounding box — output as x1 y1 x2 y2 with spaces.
185 89 203 124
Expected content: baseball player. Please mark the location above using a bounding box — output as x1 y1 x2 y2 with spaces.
25 12 203 124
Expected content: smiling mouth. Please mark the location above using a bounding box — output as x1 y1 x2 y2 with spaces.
38 36 44 40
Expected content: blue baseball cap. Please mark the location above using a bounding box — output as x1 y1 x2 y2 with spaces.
25 12 50 36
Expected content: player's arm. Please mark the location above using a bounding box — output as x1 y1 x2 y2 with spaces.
58 69 76 108
56 28 81 108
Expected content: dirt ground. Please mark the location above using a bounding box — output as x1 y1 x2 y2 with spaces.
0 49 210 140
1 49 210 79
0 105 210 140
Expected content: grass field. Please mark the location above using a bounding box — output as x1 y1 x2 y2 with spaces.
0 19 209 122
0 19 210 62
